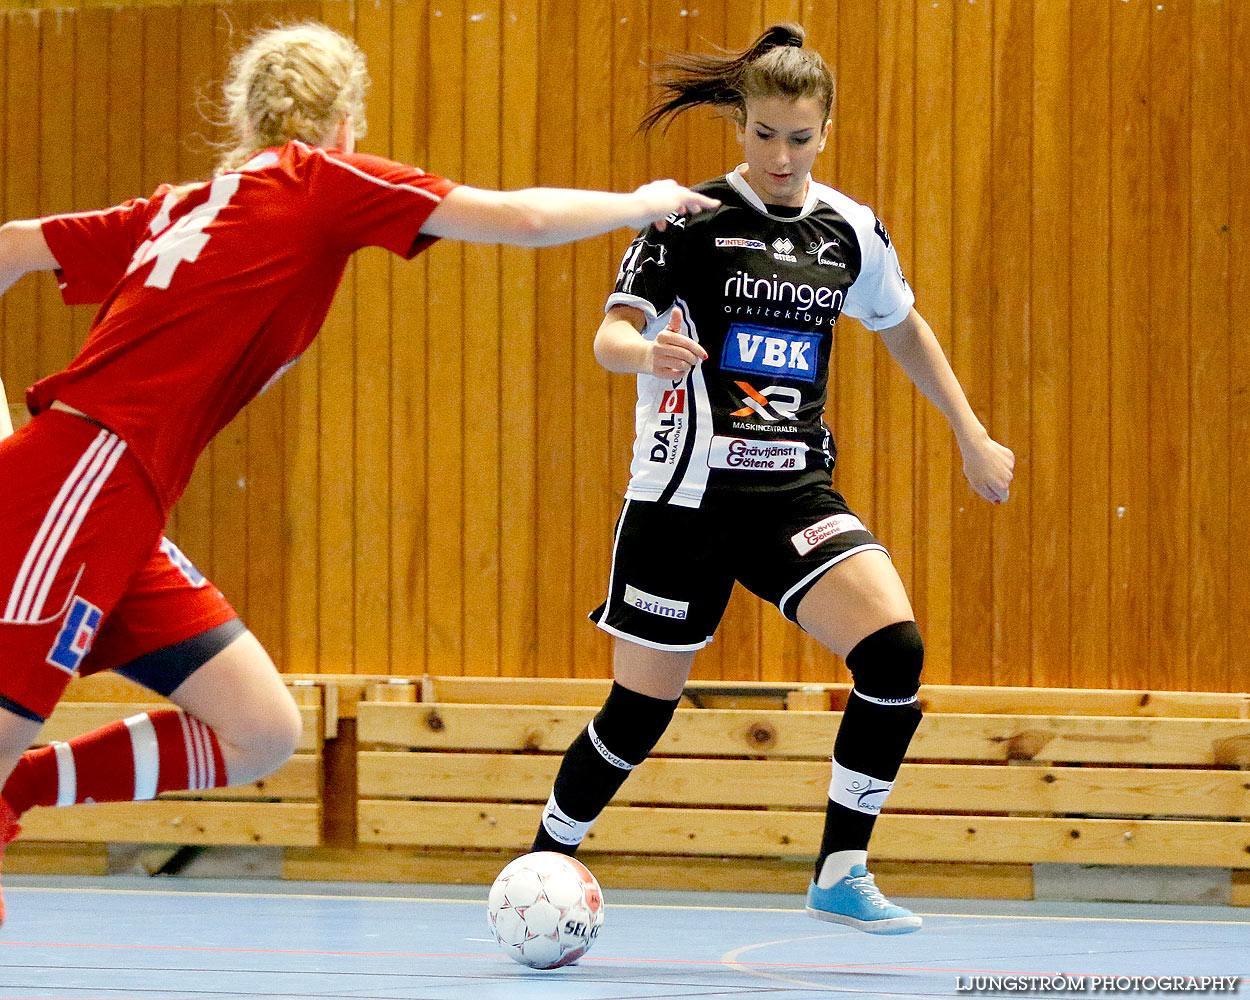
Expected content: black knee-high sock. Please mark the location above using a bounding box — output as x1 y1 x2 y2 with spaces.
814 692 921 866
814 622 924 883
532 683 679 855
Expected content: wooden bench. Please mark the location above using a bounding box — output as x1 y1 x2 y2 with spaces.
11 674 325 865
9 672 1248 902
352 676 1250 899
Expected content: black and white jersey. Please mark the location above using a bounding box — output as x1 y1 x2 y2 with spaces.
607 167 913 508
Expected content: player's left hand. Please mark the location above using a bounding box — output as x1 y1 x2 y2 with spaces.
645 306 707 379
960 432 1015 504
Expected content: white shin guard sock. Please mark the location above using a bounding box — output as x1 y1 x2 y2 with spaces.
816 849 868 888
829 760 894 815
539 791 594 848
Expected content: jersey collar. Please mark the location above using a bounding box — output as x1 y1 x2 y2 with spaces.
727 165 820 221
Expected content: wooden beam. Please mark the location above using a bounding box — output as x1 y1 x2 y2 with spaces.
357 753 1250 818
870 860 1034 901
1232 869 1250 907
59 674 155 702
3 842 109 876
160 754 321 801
39 704 324 752
63 672 1245 720
20 801 321 847
282 846 814 892
280 675 387 720
357 801 1250 867
281 845 1033 899
916 687 1250 719
356 703 1250 766
414 676 1250 718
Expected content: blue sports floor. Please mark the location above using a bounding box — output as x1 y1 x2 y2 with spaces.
0 876 1246 999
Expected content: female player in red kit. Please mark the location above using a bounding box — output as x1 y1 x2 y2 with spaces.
0 22 716 925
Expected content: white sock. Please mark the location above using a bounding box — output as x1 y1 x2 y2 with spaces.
816 849 868 889
539 791 593 847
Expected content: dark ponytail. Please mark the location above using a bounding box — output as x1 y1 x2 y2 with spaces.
639 23 832 134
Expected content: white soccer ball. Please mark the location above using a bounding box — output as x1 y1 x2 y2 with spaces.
487 851 605 969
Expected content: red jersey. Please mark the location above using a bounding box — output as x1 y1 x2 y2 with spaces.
30 141 456 513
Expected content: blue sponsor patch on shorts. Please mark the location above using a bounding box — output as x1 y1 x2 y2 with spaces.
720 324 821 383
46 596 103 673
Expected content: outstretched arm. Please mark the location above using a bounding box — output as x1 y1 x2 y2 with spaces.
0 220 59 297
420 181 718 247
0 220 59 440
0 375 11 440
878 307 1015 503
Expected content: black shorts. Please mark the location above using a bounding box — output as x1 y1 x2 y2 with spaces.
589 485 888 651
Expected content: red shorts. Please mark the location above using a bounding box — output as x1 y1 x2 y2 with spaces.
0 411 237 720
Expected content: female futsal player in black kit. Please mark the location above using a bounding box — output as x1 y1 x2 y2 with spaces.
528 24 1014 933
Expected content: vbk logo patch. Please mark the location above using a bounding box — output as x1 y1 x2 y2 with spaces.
46 596 103 673
720 324 820 383
659 389 685 415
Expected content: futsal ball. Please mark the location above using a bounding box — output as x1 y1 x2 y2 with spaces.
487 851 605 969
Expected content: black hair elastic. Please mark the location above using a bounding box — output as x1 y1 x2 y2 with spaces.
764 24 805 49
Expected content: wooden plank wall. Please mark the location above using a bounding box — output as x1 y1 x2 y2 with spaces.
0 0 1245 691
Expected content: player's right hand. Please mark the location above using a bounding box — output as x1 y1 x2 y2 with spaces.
645 307 708 379
631 180 720 231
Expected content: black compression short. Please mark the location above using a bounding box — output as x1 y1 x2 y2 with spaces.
589 484 887 651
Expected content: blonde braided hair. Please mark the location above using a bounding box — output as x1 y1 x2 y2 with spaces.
217 22 369 174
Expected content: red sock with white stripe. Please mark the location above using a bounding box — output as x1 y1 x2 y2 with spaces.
2 709 227 815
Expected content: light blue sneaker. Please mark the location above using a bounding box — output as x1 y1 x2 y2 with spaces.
805 865 922 934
